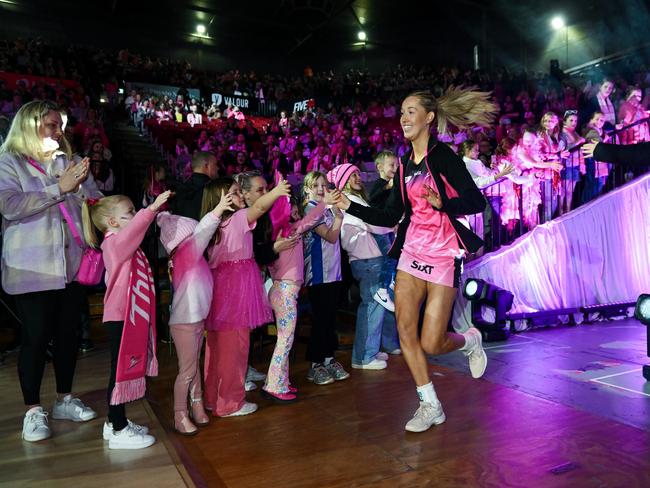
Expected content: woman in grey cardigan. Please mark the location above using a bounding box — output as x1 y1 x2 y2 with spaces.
0 100 102 442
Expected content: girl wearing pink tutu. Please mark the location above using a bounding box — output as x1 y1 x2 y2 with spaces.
201 176 291 417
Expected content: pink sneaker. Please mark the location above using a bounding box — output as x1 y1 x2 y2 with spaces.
288 384 298 394
261 389 298 404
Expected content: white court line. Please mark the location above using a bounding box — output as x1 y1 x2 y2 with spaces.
590 378 650 398
483 343 527 350
590 368 642 381
482 338 535 350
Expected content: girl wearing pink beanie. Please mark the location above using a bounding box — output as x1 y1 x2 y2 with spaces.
328 164 397 371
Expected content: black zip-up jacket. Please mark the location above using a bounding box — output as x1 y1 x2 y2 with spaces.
368 176 392 209
593 141 650 167
346 140 486 259
172 172 211 221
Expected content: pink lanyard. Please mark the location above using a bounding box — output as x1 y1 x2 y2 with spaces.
26 157 85 248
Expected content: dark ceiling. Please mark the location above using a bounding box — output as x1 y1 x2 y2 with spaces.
1 0 648 72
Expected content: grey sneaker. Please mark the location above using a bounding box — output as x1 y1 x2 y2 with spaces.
22 407 51 442
307 364 335 385
324 361 350 381
463 328 488 379
405 401 446 433
52 395 97 422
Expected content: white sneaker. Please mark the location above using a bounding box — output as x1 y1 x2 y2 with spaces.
463 328 488 379
375 352 389 361
52 395 97 422
388 348 402 355
220 401 258 417
103 420 149 440
351 358 387 370
373 288 395 312
245 380 257 392
22 406 51 442
246 366 266 382
405 401 446 433
107 423 156 450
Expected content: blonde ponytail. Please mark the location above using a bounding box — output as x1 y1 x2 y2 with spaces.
81 201 99 248
408 86 498 136
81 195 131 248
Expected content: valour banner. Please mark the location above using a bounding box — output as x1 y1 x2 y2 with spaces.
0 72 80 90
211 92 254 110
125 81 200 101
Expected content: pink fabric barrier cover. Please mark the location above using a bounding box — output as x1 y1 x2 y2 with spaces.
453 173 650 331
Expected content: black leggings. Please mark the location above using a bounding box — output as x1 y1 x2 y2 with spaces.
306 282 341 364
14 283 83 405
105 321 128 431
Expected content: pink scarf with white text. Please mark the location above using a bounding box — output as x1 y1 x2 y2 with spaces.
110 248 158 405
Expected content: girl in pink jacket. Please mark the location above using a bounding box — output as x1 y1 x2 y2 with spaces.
155 192 233 435
81 190 171 450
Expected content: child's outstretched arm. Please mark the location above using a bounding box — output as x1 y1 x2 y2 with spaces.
291 189 341 235
246 178 291 225
109 191 172 257
194 190 233 254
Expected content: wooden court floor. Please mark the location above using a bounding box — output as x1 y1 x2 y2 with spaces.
0 345 191 488
2 335 650 487
148 341 650 488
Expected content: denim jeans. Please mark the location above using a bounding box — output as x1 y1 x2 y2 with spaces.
350 257 399 365
372 233 397 289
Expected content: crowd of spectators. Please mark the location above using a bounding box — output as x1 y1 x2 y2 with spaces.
2 37 650 250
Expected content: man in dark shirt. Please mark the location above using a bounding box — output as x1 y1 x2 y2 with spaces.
173 151 218 220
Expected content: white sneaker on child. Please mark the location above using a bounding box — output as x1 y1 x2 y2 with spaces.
107 423 156 450
245 380 257 391
405 401 446 433
103 420 149 440
246 366 266 382
22 407 51 442
220 402 258 417
52 395 97 422
373 288 395 312
463 327 488 379
352 358 387 370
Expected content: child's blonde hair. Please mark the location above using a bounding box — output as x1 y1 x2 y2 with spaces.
301 171 327 211
374 150 396 169
81 195 131 248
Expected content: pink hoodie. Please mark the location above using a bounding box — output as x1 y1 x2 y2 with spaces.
101 208 156 323
268 201 326 283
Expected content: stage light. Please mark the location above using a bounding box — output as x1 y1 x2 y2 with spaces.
634 294 650 325
551 16 565 30
636 294 650 381
357 31 367 41
463 278 514 341
196 24 206 34
463 278 486 301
